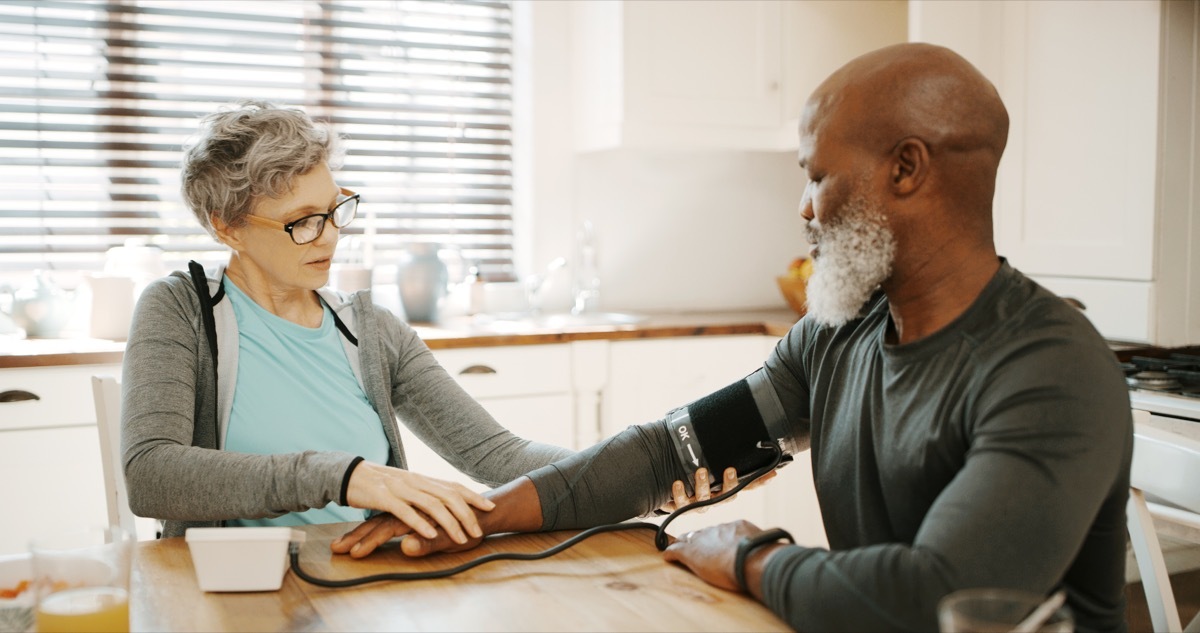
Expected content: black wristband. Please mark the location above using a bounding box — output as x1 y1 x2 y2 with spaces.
735 527 795 593
340 456 365 506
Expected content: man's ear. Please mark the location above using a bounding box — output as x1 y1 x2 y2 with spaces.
890 137 930 196
209 212 242 249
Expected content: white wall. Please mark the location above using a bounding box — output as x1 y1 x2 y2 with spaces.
520 1 808 314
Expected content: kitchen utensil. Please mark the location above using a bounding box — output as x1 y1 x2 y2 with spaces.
8 271 75 338
397 243 449 323
87 275 135 340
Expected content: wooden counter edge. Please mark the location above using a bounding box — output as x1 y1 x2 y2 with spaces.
2 312 803 367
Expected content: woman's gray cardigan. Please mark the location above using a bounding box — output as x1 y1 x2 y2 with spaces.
121 267 572 538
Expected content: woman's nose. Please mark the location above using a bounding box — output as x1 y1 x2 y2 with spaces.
316 218 340 246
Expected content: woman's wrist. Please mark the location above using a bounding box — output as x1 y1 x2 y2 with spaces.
340 456 366 505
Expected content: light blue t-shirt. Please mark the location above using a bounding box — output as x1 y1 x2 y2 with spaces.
223 280 389 527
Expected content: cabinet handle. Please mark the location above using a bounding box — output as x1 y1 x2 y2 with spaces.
0 389 40 403
459 364 497 375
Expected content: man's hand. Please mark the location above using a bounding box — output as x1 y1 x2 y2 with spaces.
661 468 778 514
331 512 481 559
662 520 784 596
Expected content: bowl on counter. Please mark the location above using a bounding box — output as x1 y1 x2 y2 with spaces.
0 554 33 633
776 276 808 317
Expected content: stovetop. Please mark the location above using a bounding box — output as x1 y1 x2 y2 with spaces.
1123 354 1200 398
1124 353 1200 421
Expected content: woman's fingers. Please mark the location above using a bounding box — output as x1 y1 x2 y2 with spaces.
384 497 442 541
402 489 471 545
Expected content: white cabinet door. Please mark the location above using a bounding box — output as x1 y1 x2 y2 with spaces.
991 1 1159 282
398 393 573 493
624 0 784 129
0 364 122 432
400 345 575 491
912 0 1200 345
0 364 121 554
571 0 906 151
0 426 109 555
603 336 766 437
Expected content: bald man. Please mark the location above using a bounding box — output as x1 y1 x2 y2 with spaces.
335 44 1132 632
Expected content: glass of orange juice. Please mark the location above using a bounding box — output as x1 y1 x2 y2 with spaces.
30 526 132 633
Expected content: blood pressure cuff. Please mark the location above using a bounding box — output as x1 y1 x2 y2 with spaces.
665 368 793 496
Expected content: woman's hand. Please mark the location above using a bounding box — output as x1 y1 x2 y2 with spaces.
331 512 483 559
334 476 544 559
343 462 494 546
660 468 777 514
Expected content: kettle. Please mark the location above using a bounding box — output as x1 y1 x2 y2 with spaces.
3 271 75 338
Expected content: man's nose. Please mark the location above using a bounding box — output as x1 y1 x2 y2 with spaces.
798 186 814 221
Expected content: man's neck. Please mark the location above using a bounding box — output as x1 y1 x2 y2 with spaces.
883 247 1000 345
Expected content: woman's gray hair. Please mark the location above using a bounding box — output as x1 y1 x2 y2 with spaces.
181 100 345 238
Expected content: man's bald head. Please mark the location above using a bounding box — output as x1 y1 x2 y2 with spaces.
802 43 1009 224
808 43 1008 157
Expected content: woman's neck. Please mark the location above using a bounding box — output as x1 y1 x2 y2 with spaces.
224 254 324 327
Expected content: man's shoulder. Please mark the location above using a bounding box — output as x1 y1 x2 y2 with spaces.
995 266 1108 349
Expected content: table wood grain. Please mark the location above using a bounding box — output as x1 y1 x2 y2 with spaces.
131 523 790 632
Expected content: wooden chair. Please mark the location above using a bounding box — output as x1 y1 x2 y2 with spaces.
91 375 157 540
1127 419 1200 633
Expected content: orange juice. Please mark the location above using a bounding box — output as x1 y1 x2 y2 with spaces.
36 586 129 633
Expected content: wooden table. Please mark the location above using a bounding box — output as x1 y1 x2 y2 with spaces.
130 523 790 632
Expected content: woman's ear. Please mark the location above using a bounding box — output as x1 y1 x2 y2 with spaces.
209 212 242 249
890 137 930 196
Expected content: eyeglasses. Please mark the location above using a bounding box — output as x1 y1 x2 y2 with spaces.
243 187 359 245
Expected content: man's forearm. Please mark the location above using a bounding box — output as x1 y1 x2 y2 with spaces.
479 476 543 535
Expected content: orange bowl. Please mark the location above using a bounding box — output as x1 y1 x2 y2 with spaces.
776 275 808 317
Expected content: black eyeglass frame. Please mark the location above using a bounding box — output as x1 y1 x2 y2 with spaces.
243 187 360 245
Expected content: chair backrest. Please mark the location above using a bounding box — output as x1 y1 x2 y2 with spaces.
1127 414 1200 633
91 375 140 538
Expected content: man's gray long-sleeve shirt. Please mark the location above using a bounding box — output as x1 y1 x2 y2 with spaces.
122 269 571 538
527 261 1132 632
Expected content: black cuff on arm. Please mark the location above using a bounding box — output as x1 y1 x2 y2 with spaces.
340 456 365 506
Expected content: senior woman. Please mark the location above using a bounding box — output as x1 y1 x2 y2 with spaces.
121 101 571 544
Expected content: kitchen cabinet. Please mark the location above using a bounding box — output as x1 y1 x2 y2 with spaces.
571 0 907 152
398 345 575 491
0 363 120 555
910 0 1200 345
604 335 826 545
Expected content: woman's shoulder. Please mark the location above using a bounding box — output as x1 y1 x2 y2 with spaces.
139 271 202 307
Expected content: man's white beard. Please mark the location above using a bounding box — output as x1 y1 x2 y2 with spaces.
804 192 896 327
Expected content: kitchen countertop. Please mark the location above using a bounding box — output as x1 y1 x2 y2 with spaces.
0 308 802 368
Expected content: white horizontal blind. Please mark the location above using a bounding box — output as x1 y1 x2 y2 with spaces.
0 0 516 281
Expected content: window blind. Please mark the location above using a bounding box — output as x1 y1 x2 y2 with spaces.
0 0 516 281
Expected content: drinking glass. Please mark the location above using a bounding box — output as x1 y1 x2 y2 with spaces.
30 526 132 633
938 588 1073 633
